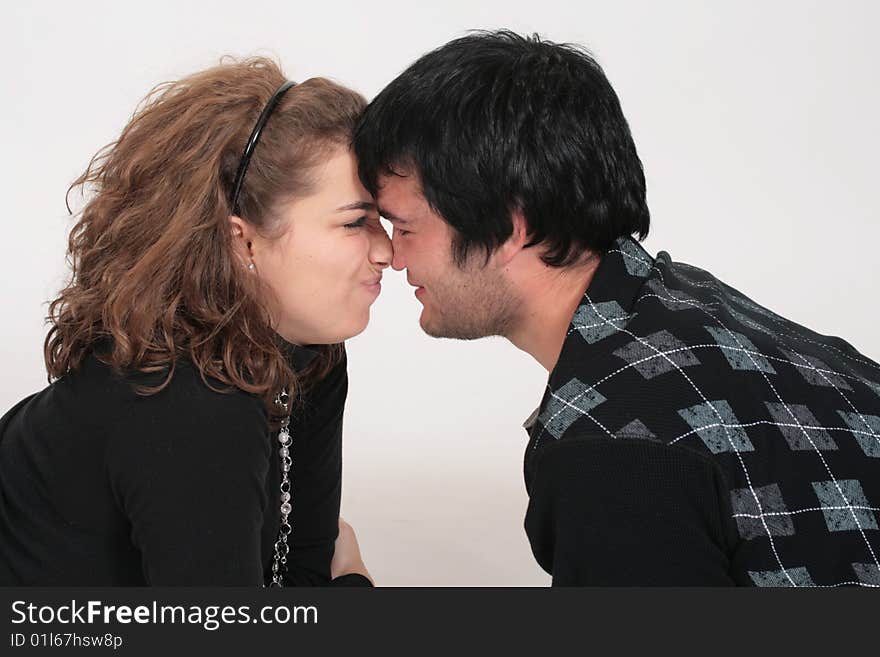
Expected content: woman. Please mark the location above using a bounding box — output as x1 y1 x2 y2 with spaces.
0 58 390 585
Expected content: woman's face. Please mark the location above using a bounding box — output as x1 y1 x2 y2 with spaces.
233 146 391 345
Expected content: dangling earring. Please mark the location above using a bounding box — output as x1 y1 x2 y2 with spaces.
248 261 256 272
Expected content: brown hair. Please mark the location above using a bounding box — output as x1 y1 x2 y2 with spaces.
45 57 366 416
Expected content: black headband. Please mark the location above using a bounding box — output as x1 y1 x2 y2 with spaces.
229 80 297 216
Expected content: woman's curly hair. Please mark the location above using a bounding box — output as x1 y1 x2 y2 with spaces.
45 57 365 416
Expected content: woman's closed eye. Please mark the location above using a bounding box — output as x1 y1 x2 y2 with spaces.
344 216 384 230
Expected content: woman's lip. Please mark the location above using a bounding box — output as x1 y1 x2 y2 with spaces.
363 281 382 295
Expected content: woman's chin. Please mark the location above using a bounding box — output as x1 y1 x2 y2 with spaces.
345 310 372 340
316 310 371 344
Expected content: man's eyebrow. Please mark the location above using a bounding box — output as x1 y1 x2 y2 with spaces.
377 207 409 223
335 200 376 212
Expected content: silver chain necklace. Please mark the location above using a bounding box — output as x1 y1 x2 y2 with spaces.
265 388 292 588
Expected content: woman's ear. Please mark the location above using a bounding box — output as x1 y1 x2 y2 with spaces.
228 215 256 268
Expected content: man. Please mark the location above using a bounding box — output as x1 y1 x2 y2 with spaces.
353 30 880 586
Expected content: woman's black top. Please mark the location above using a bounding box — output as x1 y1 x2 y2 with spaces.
0 341 370 586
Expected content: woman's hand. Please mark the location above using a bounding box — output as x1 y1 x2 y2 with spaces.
331 517 373 584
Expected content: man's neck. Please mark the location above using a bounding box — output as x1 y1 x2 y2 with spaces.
505 254 602 372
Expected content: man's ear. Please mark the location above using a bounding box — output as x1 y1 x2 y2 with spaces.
495 209 532 267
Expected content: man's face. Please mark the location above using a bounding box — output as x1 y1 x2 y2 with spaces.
375 172 518 339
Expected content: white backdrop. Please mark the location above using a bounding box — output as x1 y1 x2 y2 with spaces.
2 1 878 585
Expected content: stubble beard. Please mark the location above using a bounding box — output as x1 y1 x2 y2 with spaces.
419 265 519 341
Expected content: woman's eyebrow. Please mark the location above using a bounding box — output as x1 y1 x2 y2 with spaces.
335 200 377 212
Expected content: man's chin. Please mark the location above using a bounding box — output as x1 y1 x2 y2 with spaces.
419 312 486 341
419 310 447 338
418 311 443 338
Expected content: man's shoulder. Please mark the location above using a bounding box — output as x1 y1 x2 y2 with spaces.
639 255 880 380
530 429 726 485
536 249 880 481
527 244 880 586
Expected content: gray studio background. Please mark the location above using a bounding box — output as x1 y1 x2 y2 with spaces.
2 1 878 585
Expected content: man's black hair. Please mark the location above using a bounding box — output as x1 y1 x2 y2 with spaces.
354 29 650 267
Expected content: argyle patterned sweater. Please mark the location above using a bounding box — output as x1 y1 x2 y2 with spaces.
523 236 880 586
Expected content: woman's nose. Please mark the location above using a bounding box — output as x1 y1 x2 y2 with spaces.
369 228 392 270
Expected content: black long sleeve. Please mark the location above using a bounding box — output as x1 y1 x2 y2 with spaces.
524 435 738 586
279 350 370 587
105 365 271 585
523 236 880 587
0 347 371 586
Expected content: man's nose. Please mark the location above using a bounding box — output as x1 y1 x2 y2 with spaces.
391 239 406 271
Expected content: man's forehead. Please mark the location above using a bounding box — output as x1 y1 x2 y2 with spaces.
376 172 427 218
376 169 421 194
